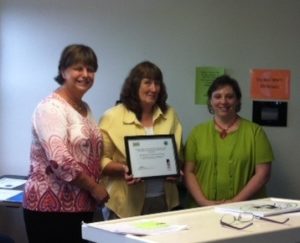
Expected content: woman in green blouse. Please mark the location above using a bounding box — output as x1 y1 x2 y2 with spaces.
184 75 274 207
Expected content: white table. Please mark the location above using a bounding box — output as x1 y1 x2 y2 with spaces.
82 198 300 243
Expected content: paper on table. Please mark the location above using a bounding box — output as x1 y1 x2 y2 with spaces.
0 178 27 189
88 220 188 236
215 198 300 217
0 189 23 201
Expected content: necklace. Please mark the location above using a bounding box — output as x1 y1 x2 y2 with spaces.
67 98 85 112
56 88 85 113
214 116 239 139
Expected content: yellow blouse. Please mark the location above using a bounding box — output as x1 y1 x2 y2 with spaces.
99 103 183 218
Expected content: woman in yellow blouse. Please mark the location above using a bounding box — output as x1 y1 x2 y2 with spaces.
99 61 183 218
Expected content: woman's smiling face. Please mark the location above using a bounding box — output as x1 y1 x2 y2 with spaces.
210 85 240 119
138 78 161 109
62 63 96 96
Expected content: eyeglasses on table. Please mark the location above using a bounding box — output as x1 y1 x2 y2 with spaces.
220 212 290 230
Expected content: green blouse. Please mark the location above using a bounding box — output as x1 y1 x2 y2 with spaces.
185 118 274 207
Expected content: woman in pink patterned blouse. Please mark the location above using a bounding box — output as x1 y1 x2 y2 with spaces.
23 44 109 243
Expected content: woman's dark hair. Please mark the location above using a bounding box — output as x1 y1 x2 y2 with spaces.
119 61 168 120
207 74 242 114
54 44 98 85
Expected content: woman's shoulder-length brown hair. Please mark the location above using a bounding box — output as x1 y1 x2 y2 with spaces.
119 61 168 120
54 44 98 85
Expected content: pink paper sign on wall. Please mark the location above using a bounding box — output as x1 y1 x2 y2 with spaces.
250 69 290 100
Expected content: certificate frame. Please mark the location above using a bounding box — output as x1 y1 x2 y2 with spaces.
124 134 180 179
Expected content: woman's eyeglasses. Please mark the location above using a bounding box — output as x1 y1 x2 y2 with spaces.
220 212 289 230
220 213 254 230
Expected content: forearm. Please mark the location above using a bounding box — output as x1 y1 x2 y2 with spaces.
71 172 109 204
71 171 97 193
103 161 142 185
232 163 271 202
184 172 211 206
102 161 126 177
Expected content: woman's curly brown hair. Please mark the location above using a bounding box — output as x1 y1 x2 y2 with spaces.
119 61 168 120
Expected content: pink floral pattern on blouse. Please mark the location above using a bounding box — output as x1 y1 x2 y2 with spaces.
23 93 102 212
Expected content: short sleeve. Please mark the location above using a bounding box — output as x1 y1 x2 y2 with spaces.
255 126 274 164
184 129 198 164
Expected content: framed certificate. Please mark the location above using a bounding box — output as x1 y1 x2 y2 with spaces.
124 134 180 179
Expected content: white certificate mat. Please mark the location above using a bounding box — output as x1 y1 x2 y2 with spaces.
124 135 180 178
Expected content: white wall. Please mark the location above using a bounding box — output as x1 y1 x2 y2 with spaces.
0 1 300 240
2 0 300 196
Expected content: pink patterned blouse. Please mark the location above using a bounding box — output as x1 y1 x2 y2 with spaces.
23 93 102 212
